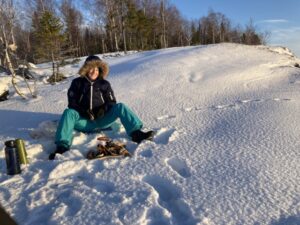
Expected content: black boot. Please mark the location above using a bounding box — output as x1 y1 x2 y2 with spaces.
130 130 154 143
49 146 69 160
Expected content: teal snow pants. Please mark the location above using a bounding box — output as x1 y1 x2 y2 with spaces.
55 103 143 148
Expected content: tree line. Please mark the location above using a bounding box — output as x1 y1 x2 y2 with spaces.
1 0 268 65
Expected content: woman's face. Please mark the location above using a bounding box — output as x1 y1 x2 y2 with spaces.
88 67 99 80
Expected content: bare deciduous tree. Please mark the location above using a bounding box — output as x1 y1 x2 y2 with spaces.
0 0 31 99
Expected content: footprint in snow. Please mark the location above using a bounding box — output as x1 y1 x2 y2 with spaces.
139 149 153 158
142 175 198 225
93 179 115 194
154 128 178 145
24 203 58 224
56 189 82 217
48 161 83 180
143 206 170 225
189 72 203 83
166 157 191 178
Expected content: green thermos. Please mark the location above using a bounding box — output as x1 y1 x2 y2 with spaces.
15 139 29 164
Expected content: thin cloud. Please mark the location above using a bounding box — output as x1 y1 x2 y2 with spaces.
257 19 289 24
272 27 300 35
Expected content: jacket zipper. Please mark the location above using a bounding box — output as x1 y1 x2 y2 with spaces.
85 77 106 113
90 82 94 111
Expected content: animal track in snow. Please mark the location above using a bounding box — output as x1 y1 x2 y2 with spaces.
211 104 236 110
183 107 193 112
166 157 191 178
193 98 292 113
142 175 198 225
156 114 176 121
273 98 291 101
240 99 252 103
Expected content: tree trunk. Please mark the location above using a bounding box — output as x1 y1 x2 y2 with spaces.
122 24 127 53
120 0 127 53
129 34 132 50
112 17 119 51
1 24 26 99
104 0 114 51
5 48 26 99
160 0 167 48
101 36 105 53
51 51 57 83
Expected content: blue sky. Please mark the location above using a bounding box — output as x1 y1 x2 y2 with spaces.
169 0 300 57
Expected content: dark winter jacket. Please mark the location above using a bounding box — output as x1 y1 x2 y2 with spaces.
68 76 116 119
68 57 116 120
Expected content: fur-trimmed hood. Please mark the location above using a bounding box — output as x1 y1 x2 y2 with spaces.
78 60 109 78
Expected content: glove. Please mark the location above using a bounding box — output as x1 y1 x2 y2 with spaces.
96 108 105 118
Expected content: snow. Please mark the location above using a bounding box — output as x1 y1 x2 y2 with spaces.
0 74 10 94
0 43 300 225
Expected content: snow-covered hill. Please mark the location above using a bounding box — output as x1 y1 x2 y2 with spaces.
0 43 299 225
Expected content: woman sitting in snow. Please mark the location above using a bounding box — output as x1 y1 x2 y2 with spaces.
49 55 154 160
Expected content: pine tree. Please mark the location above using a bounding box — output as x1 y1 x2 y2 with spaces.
32 10 65 63
191 21 200 45
32 10 66 83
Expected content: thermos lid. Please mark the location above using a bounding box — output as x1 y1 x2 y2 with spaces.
5 140 16 147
